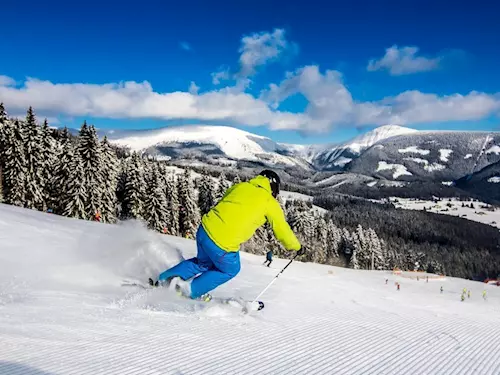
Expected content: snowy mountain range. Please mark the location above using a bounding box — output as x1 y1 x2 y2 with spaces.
105 124 500 185
102 125 310 169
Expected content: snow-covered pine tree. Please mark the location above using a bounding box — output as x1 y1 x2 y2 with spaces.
341 227 353 256
143 163 168 232
41 119 57 210
122 152 145 220
0 103 8 202
326 220 342 261
3 120 27 207
352 224 374 269
215 172 230 202
24 107 45 211
288 200 315 245
51 128 74 214
63 152 87 219
349 246 360 270
77 123 103 220
99 136 119 223
366 228 385 270
178 169 200 238
233 174 241 185
198 174 216 216
165 173 179 235
312 216 328 263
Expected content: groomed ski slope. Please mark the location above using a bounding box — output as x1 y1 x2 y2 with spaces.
1 204 500 375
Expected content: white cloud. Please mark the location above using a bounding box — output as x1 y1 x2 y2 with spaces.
0 76 305 130
179 42 192 52
0 75 16 87
188 81 199 95
238 28 295 77
211 68 230 85
261 65 500 130
367 45 441 75
1 72 499 134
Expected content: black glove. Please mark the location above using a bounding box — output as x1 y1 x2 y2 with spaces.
296 247 305 256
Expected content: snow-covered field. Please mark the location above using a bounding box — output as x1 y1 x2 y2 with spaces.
1 204 500 375
390 197 500 229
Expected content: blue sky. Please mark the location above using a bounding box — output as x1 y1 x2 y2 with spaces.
1 0 499 144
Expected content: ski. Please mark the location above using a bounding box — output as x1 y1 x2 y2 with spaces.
121 278 265 312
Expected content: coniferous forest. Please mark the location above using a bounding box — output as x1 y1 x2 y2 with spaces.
0 104 499 280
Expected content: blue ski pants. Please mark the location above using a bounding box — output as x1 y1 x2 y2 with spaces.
158 225 241 299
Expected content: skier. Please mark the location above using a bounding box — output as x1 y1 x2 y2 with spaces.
397 283 400 291
468 290 471 299
440 286 443 294
385 278 388 285
483 290 487 300
263 250 273 267
155 170 303 301
461 293 465 302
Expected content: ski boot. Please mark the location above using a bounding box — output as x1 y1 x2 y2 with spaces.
173 281 212 303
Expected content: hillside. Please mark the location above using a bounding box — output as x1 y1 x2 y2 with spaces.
1 204 500 375
348 131 500 182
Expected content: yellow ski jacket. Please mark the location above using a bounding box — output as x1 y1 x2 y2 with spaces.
201 176 301 252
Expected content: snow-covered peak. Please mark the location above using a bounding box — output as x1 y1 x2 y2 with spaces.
347 125 418 154
106 124 310 168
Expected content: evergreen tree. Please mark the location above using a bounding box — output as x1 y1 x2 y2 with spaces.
24 107 45 211
288 201 315 245
143 163 168 231
366 228 385 270
312 216 328 263
198 175 216 216
100 136 119 223
233 174 241 185
349 246 360 269
216 172 230 201
178 169 200 238
77 123 102 219
122 152 145 219
164 173 179 235
41 119 57 210
3 120 27 207
326 220 342 261
51 128 74 214
63 152 87 219
0 104 8 203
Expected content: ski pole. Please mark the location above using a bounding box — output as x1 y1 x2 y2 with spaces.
251 252 299 304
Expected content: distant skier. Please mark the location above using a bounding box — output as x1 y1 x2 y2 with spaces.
440 286 443 294
263 250 273 267
397 283 400 291
461 293 465 302
154 170 303 301
94 211 101 222
385 278 388 285
468 290 471 299
426 276 429 283
483 290 487 300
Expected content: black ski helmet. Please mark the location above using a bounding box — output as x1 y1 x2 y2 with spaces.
259 170 280 198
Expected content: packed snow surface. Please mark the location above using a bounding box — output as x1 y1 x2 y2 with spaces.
377 161 412 179
464 154 473 159
398 146 431 155
488 176 500 183
1 204 500 375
